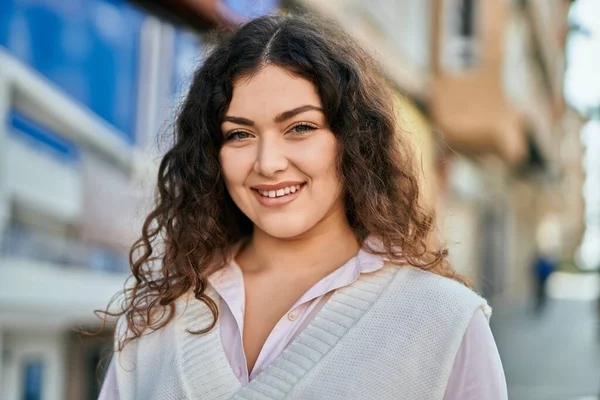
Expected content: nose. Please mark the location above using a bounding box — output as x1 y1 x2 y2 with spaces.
253 135 288 177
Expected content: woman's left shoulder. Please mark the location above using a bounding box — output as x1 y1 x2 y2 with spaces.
384 264 492 321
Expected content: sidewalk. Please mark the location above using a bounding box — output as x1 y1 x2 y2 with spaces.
491 298 600 400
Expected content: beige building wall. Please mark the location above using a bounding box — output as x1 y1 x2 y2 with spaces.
394 95 438 210
430 0 526 166
429 0 571 301
293 0 431 100
289 0 573 300
559 110 586 257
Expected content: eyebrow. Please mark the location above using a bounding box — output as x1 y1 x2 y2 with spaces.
222 105 323 127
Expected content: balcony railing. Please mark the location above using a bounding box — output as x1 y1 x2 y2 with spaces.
0 226 130 273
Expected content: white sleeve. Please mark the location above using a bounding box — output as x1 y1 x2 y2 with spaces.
98 357 120 400
444 308 508 400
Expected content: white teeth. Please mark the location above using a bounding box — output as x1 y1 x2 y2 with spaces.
257 184 303 198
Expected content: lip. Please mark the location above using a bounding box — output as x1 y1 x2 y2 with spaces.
251 183 306 208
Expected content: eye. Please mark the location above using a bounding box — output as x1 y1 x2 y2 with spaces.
225 131 251 141
289 123 317 135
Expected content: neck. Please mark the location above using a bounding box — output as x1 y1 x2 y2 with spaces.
238 206 360 275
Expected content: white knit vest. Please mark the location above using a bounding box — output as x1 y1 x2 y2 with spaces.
113 265 490 400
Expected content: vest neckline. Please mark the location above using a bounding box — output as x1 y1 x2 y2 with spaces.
175 264 399 400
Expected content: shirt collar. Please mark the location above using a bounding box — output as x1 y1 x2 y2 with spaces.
208 239 386 309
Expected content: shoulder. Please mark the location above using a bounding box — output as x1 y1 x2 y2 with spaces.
382 264 491 321
112 289 208 353
111 290 210 372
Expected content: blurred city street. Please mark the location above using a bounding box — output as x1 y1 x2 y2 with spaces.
1 0 599 398
493 296 600 400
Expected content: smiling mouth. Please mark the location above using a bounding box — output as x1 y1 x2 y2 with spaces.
254 183 306 198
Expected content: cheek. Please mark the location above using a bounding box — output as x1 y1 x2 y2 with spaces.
220 150 251 213
220 148 251 187
319 138 342 199
305 135 338 180
292 135 340 191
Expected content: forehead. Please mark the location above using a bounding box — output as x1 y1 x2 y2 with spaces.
227 66 322 119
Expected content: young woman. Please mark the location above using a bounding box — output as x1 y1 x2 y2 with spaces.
99 13 507 400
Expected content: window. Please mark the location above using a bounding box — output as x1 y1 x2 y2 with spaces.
441 0 481 72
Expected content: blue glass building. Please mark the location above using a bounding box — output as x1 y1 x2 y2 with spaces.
0 1 277 399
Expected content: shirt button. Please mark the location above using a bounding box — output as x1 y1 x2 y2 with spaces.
288 311 298 321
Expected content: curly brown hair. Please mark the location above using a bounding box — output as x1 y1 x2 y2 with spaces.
98 12 470 351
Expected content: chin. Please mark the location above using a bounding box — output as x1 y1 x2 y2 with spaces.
257 218 315 240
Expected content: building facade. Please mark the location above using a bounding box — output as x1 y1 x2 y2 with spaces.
290 0 573 303
431 0 572 302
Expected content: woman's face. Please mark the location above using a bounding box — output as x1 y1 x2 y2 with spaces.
219 65 344 239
